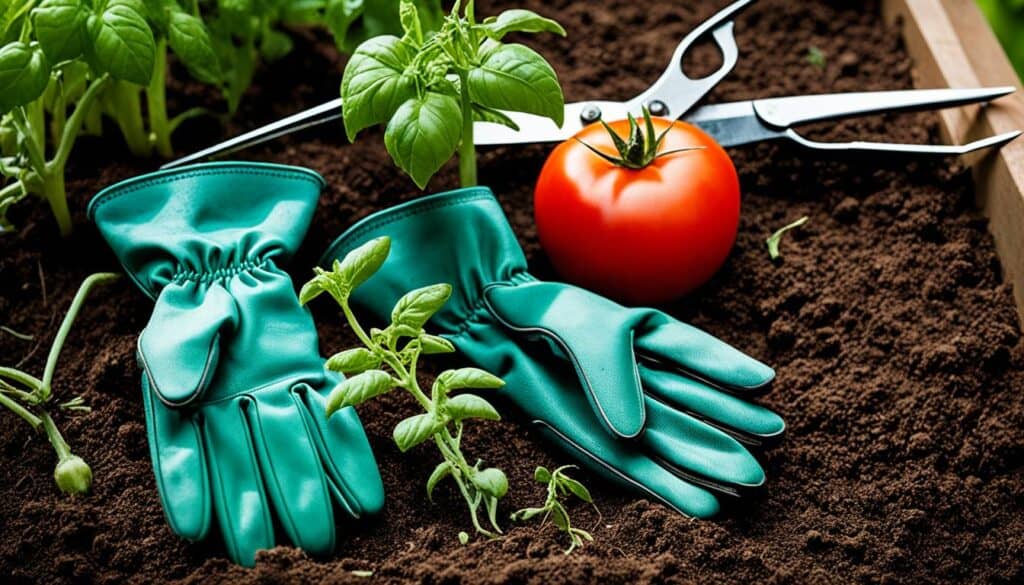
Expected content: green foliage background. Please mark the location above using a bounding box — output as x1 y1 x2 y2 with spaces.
977 0 1024 80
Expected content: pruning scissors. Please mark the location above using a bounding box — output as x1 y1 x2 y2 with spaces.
162 0 1020 170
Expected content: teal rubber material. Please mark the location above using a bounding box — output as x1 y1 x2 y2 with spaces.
322 187 785 517
90 162 384 566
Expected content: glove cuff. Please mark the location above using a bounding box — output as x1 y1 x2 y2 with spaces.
90 162 324 298
321 187 529 334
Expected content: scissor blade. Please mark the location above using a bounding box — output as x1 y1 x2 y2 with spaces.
683 101 785 147
474 101 633 145
162 98 343 169
752 87 1015 129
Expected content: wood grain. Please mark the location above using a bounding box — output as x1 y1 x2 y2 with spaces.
883 0 1024 322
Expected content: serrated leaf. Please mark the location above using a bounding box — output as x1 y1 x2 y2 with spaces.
480 9 565 40
390 283 451 330
472 467 508 498
32 0 89 62
426 460 452 501
534 466 551 484
420 334 454 354
325 348 381 374
168 11 222 85
468 42 563 126
383 91 461 188
435 367 504 392
336 236 391 292
0 42 50 115
393 412 444 452
445 393 500 422
325 369 393 416
341 35 416 140
88 0 156 85
559 476 592 504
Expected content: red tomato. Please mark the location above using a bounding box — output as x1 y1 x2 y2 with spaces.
534 117 740 304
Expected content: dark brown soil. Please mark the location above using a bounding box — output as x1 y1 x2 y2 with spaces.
3 1 1024 583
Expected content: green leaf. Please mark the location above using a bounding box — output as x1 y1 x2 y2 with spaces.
534 466 551 484
480 9 565 40
559 476 592 504
549 501 569 530
0 42 51 115
445 393 500 422
765 216 809 261
399 0 422 45
336 236 391 292
420 334 455 354
341 35 416 140
383 90 461 188
259 28 293 62
472 103 519 130
468 42 564 126
390 283 451 330
393 412 444 452
510 506 545 522
32 0 90 62
472 467 508 498
325 369 393 415
325 348 381 374
168 11 223 85
435 367 504 392
324 0 364 51
298 277 326 305
88 0 156 85
426 460 452 501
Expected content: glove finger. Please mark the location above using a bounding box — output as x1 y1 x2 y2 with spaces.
246 388 336 556
642 395 767 495
531 419 721 518
143 375 211 541
486 281 646 439
640 364 785 447
634 311 775 392
140 283 238 406
202 399 274 567
298 383 385 518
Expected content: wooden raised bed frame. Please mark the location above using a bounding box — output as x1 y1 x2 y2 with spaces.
883 0 1024 322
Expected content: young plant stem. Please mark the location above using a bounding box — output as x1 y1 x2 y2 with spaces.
147 40 174 158
41 272 120 394
107 81 152 157
0 392 42 428
40 171 70 237
457 70 477 187
40 410 72 461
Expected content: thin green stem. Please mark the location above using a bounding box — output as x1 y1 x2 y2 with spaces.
0 366 44 390
53 75 110 167
39 410 71 461
0 392 42 429
40 170 70 236
147 40 173 158
9 109 46 175
107 81 152 157
457 70 476 186
41 273 120 393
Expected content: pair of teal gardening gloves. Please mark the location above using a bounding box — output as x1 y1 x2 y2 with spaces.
91 162 784 566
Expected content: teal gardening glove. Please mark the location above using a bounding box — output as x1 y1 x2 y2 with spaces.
90 163 384 565
322 188 785 517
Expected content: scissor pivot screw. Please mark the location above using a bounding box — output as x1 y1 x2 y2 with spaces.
646 100 669 117
580 105 602 123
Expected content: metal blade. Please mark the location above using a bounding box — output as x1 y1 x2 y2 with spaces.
784 128 1022 155
162 98 343 169
683 101 785 147
752 87 1015 129
473 101 632 145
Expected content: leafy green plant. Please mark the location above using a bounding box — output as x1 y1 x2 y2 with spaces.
766 215 808 261
977 0 1024 81
300 236 510 538
341 0 566 188
0 272 119 495
317 0 443 54
512 465 595 554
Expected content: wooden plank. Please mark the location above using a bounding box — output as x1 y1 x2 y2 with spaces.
883 0 1024 323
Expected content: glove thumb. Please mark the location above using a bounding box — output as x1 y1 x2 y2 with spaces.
139 282 239 406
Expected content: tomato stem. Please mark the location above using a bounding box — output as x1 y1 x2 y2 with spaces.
577 107 704 169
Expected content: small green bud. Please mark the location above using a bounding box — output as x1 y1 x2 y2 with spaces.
54 454 92 495
458 531 469 545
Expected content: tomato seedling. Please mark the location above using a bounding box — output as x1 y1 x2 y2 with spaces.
0 272 119 495
534 107 741 304
301 236 511 539
341 0 566 188
512 465 596 554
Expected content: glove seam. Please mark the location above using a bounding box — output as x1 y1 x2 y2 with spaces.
320 190 495 266
89 167 324 219
171 259 272 284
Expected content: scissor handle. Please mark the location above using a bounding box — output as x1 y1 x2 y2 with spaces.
626 0 753 118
